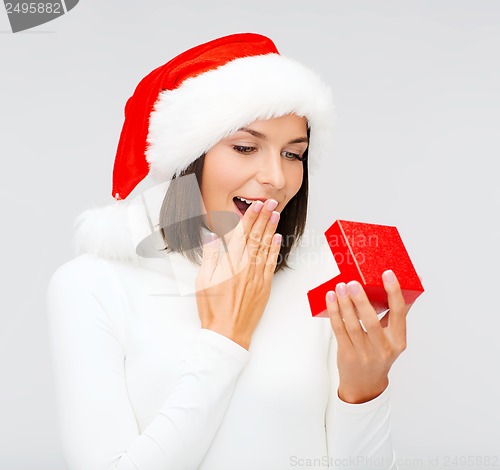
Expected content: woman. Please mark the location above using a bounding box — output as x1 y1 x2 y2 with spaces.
47 33 410 470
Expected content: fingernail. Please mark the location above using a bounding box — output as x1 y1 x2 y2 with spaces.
266 199 278 211
270 211 280 224
347 281 360 296
336 283 347 297
272 233 282 245
253 201 264 213
326 291 336 303
383 270 396 284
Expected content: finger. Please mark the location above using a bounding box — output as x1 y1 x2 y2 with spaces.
226 200 264 264
263 233 282 283
244 199 279 268
346 280 387 350
382 270 408 351
197 232 220 282
255 210 280 275
326 290 353 349
335 282 368 345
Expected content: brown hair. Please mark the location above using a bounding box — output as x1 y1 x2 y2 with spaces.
158 130 310 273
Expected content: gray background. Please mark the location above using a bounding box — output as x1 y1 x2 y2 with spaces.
1 1 499 468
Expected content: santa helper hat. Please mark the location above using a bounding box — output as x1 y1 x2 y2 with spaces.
72 33 335 264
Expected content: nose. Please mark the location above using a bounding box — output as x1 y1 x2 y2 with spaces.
256 150 286 190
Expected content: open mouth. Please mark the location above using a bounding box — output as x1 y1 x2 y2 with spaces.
233 196 252 215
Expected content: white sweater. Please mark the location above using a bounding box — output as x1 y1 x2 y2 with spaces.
46 227 398 470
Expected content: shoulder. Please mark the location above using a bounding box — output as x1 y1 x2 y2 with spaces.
48 253 111 285
47 253 125 301
46 254 131 331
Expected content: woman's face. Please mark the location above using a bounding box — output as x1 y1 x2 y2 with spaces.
200 113 308 235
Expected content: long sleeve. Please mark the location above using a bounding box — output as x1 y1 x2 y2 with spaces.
325 334 398 470
46 255 249 470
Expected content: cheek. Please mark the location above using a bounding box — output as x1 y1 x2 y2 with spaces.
202 152 241 199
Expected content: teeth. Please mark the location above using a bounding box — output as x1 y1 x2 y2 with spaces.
236 196 255 205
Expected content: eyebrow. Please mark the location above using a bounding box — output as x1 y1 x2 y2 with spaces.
238 127 309 145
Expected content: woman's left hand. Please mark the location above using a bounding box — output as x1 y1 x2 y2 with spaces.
326 270 413 404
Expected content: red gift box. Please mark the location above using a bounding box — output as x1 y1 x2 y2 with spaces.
307 220 424 318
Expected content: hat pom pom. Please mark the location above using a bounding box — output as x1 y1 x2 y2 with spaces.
71 200 141 265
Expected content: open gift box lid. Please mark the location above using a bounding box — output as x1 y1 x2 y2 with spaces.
307 220 424 318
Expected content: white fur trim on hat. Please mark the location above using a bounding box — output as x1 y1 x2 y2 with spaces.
146 53 335 181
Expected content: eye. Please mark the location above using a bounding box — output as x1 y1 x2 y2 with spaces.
282 150 306 161
233 145 256 154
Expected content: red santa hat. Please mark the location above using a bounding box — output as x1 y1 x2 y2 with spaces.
73 32 335 263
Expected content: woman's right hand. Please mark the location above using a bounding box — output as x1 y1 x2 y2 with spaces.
195 199 282 350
